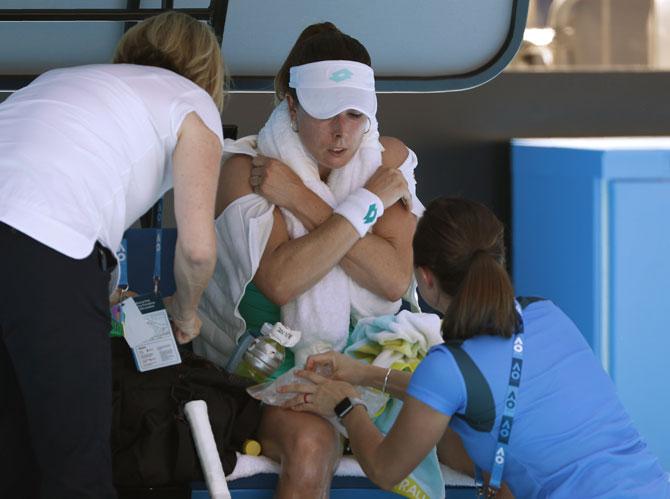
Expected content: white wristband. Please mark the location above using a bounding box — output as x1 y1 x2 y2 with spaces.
334 188 384 237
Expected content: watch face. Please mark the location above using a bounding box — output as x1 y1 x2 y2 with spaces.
334 397 352 418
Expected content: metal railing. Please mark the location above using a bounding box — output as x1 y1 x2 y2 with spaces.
0 0 228 92
0 0 226 38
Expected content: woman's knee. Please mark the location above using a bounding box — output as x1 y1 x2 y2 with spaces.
282 424 340 490
264 409 340 467
289 418 340 464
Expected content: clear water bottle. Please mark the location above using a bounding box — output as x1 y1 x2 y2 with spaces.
294 340 334 374
236 323 301 382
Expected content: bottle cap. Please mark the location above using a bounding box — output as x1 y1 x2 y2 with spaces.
262 322 301 347
243 439 262 456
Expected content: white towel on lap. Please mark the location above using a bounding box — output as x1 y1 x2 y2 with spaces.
195 102 424 365
226 453 475 488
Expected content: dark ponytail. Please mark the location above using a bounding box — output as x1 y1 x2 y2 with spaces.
442 250 518 340
413 198 519 341
274 21 372 102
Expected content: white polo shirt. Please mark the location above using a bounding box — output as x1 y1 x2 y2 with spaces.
0 63 223 258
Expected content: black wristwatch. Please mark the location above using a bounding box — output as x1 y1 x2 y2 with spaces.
334 396 366 421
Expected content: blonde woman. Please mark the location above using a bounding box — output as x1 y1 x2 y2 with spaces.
0 12 224 498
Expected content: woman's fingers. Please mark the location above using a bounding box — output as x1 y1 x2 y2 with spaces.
288 402 312 413
250 158 266 193
172 317 201 344
278 382 315 394
282 393 309 408
306 352 335 372
294 369 328 384
251 155 266 167
364 166 409 209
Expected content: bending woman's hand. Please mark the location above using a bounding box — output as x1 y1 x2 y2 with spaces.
249 155 305 209
280 369 360 418
306 351 368 386
164 295 202 344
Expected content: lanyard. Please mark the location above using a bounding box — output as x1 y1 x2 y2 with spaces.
475 306 524 497
152 199 164 294
118 238 129 290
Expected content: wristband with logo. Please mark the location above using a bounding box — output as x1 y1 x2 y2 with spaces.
334 187 384 237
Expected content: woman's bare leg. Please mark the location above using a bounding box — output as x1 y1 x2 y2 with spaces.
258 405 341 499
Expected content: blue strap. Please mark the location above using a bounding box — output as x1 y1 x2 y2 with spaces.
475 304 524 495
118 238 129 289
474 465 484 491
487 332 523 490
154 197 163 228
152 199 163 294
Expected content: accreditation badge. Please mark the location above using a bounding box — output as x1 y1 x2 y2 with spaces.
120 293 181 372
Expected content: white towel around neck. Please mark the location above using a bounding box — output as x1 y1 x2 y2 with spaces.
257 101 399 355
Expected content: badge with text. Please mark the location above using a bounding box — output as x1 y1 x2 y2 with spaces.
121 293 181 372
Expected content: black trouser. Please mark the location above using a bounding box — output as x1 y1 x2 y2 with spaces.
0 222 117 499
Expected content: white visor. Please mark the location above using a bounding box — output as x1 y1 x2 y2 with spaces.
289 60 377 121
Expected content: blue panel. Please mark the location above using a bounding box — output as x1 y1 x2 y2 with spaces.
609 180 670 469
193 478 476 498
221 491 477 499
603 150 670 179
512 146 602 353
513 138 670 470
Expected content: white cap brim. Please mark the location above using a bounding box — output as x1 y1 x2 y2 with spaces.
296 86 377 121
289 60 377 121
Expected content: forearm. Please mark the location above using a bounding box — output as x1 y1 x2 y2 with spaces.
339 234 411 301
286 367 436 492
257 212 360 305
171 233 216 320
286 189 412 301
361 365 411 400
343 407 404 490
286 186 333 231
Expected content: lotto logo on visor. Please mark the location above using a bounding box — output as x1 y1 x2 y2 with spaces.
330 68 353 82
289 60 377 120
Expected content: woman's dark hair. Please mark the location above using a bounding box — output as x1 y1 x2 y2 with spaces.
413 198 519 341
274 22 371 102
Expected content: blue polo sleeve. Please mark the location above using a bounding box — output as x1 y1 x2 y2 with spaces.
406 345 467 417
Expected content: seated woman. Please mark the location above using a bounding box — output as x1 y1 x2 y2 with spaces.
195 22 423 497
283 197 670 498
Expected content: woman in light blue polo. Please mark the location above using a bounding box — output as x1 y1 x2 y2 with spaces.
284 197 670 498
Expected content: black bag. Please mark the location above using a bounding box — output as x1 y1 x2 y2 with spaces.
111 338 262 488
